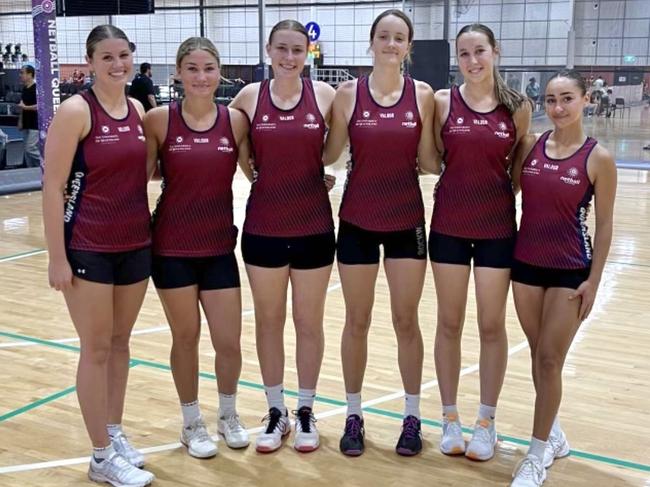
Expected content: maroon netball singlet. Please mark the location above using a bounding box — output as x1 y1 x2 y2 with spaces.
515 131 597 269
64 89 150 251
245 78 333 237
340 75 424 232
431 85 517 239
152 102 239 257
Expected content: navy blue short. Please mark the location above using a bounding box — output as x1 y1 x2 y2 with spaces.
336 220 427 265
428 231 514 268
511 260 590 290
66 246 151 285
241 231 335 270
152 252 240 290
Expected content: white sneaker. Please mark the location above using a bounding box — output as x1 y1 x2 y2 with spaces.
181 417 218 458
465 418 497 461
543 429 570 468
511 454 547 487
293 406 319 453
88 452 154 487
255 407 291 453
440 414 465 455
217 411 250 449
110 432 145 468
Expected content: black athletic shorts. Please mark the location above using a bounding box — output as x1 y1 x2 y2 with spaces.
241 231 335 270
66 246 151 285
336 220 427 265
511 260 590 290
428 231 515 268
152 252 241 290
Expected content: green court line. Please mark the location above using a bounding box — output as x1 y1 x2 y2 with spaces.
0 386 77 423
2 330 650 474
0 248 46 263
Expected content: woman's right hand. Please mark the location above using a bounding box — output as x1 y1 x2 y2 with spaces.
48 258 73 291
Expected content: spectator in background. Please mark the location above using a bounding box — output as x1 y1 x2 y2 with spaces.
526 77 541 111
129 62 157 111
18 64 40 167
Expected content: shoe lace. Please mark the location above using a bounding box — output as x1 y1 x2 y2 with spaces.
261 408 283 434
402 416 420 440
444 419 462 437
293 408 316 433
111 432 135 454
547 432 564 452
224 414 245 433
186 418 211 442
514 456 544 481
344 415 362 439
105 453 136 481
472 421 493 443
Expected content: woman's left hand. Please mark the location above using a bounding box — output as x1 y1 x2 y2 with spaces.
569 280 598 321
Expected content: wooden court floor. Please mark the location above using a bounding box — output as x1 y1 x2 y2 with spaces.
1 109 649 486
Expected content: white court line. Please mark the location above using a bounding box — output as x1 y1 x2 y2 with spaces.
0 249 47 263
0 337 531 474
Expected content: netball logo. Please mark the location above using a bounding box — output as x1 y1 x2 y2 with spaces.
402 110 417 128
567 167 579 177
363 111 370 118
306 113 316 123
176 136 183 144
262 114 269 122
498 122 507 131
303 113 320 130
101 125 110 134
32 0 54 16
405 111 414 121
456 117 464 124
218 137 234 153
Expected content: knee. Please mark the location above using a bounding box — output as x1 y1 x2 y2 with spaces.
478 319 506 343
436 317 463 340
110 331 132 353
171 328 201 352
214 338 241 359
535 350 564 378
81 339 112 365
345 309 372 338
293 316 324 343
392 312 420 340
256 310 286 334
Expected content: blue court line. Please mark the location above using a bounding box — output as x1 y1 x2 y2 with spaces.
1 330 650 474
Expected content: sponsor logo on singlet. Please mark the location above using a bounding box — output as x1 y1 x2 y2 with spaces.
117 126 130 133
303 112 320 130
560 167 581 185
543 163 559 171
95 124 120 144
137 124 145 141
217 136 234 153
355 109 377 128
279 115 295 121
64 171 84 223
193 137 209 144
402 111 417 128
522 158 540 176
256 113 277 131
379 112 395 119
169 135 192 153
449 116 469 134
473 119 488 125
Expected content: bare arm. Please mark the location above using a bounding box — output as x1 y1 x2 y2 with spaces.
432 89 450 163
510 133 538 194
314 80 337 126
323 80 356 166
42 96 90 291
414 81 439 174
143 106 168 180
229 107 254 182
571 144 617 320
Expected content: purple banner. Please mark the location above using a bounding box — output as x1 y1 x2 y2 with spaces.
31 0 59 169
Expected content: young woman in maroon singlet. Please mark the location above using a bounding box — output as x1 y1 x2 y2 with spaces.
430 24 531 461
324 9 437 457
229 20 336 453
42 26 154 486
509 70 616 487
144 37 250 459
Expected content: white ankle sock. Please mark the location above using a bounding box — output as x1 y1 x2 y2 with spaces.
297 388 316 410
219 393 237 417
478 403 496 421
442 404 459 420
551 416 562 435
106 424 122 438
346 392 362 417
93 444 115 462
404 393 421 418
528 436 547 462
264 383 286 413
181 400 201 427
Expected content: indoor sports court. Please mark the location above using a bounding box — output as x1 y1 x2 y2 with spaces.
1 1 649 486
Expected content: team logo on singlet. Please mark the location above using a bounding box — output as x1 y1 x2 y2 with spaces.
95 125 119 144
303 113 320 130
256 114 276 131
217 136 234 153
560 167 581 185
402 111 417 128
355 109 377 128
449 116 469 134
137 124 145 141
363 111 370 118
64 171 84 223
522 159 540 176
101 125 110 134
169 135 192 153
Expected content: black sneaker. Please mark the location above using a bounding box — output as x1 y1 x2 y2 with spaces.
395 415 422 456
339 414 365 456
